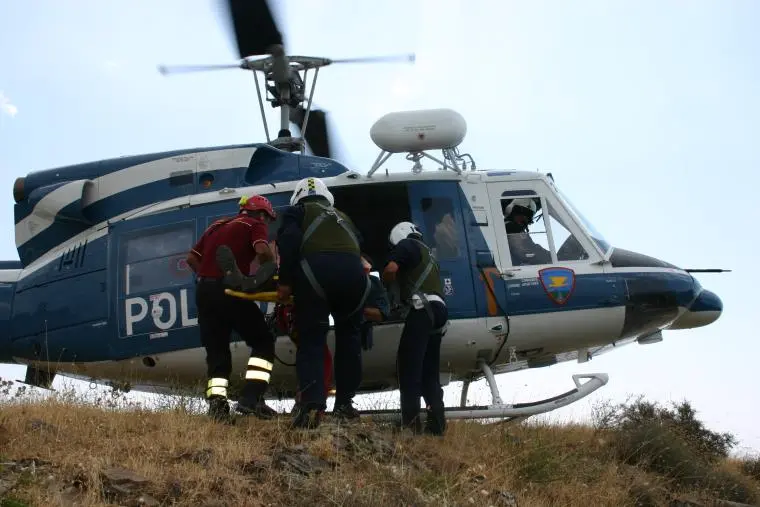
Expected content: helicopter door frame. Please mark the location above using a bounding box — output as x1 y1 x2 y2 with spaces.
407 180 477 320
111 210 198 352
484 178 623 357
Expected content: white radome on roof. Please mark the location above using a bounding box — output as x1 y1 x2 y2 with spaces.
370 108 467 154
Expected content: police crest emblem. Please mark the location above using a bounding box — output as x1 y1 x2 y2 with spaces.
538 267 576 305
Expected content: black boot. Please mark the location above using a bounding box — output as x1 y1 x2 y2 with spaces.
237 401 278 419
424 405 447 436
332 401 360 421
215 245 277 293
207 396 234 425
291 403 322 430
236 380 278 419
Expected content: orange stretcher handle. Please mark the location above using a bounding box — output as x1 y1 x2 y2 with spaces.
223 289 293 304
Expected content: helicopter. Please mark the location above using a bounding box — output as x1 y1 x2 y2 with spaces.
0 0 727 424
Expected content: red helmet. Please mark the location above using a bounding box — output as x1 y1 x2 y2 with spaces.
239 195 276 220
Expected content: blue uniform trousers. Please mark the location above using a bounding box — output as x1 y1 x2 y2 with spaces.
396 300 449 432
293 252 368 410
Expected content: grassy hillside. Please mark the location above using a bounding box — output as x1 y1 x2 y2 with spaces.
1 381 759 507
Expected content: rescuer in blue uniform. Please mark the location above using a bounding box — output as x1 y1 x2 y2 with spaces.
186 195 279 423
382 221 449 436
276 177 371 429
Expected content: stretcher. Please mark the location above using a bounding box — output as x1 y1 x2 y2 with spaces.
223 288 293 304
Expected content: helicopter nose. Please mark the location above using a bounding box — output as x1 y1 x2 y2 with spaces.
668 288 723 330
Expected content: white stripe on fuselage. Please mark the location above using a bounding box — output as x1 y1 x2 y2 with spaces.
0 269 21 283
15 147 257 247
14 170 461 281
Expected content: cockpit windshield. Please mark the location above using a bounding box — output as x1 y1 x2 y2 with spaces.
555 188 612 255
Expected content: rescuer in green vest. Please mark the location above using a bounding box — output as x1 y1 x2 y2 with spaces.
275 176 371 429
382 221 449 435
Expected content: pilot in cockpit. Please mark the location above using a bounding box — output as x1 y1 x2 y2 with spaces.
503 198 552 266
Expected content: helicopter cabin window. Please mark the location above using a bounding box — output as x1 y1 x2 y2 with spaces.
499 193 589 266
121 221 195 296
420 197 460 259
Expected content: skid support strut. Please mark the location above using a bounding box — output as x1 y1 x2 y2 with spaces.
478 358 505 407
360 357 609 423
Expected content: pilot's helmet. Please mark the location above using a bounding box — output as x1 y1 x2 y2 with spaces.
504 198 537 223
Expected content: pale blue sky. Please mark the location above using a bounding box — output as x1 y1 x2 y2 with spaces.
1 1 759 453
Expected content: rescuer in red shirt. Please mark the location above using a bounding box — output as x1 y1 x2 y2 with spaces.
186 194 279 423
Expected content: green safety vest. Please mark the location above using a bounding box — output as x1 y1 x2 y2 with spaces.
298 200 371 318
300 201 361 256
398 238 443 301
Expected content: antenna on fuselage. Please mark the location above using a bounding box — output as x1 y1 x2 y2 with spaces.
156 0 415 160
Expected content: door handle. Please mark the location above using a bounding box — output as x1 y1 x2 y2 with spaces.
490 324 503 333
500 268 521 278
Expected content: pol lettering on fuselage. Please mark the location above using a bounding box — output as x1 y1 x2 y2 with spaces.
123 288 272 337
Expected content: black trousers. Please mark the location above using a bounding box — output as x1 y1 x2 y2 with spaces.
396 300 449 427
293 252 368 410
195 279 274 399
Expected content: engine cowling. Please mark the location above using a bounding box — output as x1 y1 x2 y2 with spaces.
14 179 98 265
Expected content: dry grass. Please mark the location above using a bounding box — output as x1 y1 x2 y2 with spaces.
1 391 759 507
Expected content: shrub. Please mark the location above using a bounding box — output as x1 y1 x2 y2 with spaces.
593 395 737 462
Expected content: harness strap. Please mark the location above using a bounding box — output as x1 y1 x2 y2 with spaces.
348 275 372 318
301 258 372 320
414 292 449 336
300 258 327 300
299 202 362 310
301 202 360 251
407 238 435 297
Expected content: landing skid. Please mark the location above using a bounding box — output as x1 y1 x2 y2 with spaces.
360 360 609 424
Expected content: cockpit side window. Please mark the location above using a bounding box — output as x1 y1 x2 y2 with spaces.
546 201 589 261
498 191 590 266
499 195 552 266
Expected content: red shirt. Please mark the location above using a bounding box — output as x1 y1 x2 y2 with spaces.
191 214 270 278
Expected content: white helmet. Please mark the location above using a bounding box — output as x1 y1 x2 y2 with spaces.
290 177 334 206
504 198 537 220
389 221 423 246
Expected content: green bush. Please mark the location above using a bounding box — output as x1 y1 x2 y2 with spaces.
740 455 760 482
593 396 737 462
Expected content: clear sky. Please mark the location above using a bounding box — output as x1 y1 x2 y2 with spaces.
1 1 758 454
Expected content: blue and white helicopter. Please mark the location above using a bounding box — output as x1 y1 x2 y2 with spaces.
0 0 726 423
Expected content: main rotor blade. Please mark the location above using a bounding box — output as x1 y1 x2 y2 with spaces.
158 63 242 75
330 53 416 65
224 0 285 58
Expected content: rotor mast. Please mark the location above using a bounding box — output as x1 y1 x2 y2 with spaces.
243 50 332 155
156 0 414 160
